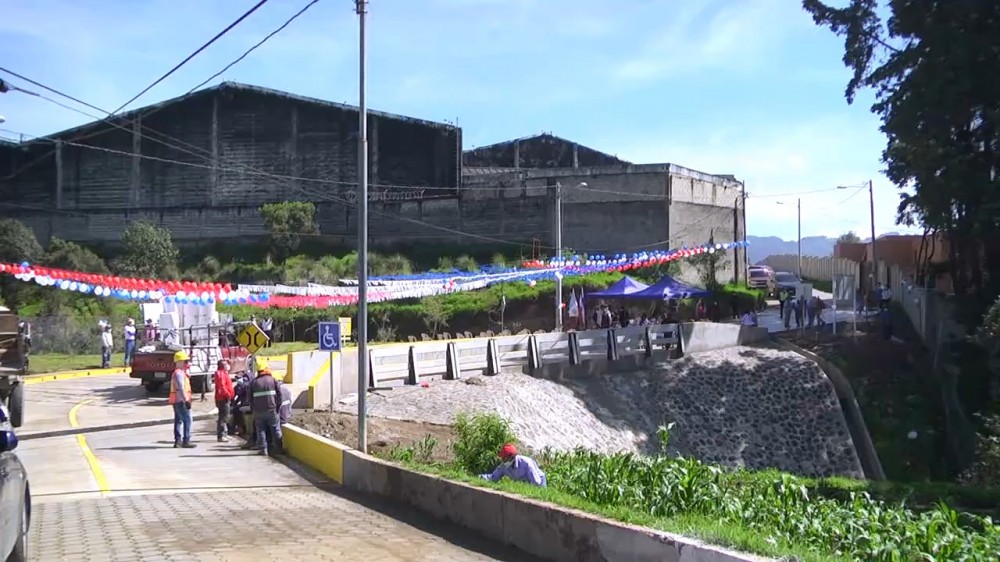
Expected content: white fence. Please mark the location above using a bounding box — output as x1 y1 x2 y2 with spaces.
367 325 680 388
761 255 861 285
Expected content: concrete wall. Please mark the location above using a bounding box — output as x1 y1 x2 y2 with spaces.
761 255 861 286
678 322 769 354
282 424 766 562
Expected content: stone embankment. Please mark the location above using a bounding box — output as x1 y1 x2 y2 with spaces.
337 346 863 478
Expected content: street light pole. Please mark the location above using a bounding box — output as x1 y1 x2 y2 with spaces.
866 179 877 289
355 0 369 454
555 181 563 331
797 197 802 279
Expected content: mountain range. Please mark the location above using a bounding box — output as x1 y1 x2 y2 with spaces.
745 233 900 264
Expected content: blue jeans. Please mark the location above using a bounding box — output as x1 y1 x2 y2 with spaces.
101 346 111 368
254 410 282 454
172 401 192 444
124 339 135 365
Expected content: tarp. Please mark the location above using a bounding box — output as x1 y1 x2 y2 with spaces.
587 276 650 298
626 275 712 300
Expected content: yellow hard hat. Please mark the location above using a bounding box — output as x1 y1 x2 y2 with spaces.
173 350 190 362
255 356 271 373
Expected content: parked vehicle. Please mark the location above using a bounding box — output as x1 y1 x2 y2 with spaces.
130 322 251 394
0 308 27 428
0 402 29 562
773 271 802 298
747 267 774 291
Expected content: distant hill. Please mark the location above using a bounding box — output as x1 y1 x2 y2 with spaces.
747 233 901 264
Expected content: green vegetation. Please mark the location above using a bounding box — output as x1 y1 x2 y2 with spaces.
382 413 1000 562
259 201 319 262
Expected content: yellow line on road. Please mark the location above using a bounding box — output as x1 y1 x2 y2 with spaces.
68 398 111 495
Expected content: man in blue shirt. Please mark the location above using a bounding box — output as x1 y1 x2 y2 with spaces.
480 443 547 487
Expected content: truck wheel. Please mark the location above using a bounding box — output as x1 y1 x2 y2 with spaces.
8 382 24 428
144 381 164 394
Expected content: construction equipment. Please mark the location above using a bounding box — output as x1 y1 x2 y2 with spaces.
0 307 27 427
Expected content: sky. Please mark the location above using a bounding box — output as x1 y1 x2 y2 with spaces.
0 0 921 243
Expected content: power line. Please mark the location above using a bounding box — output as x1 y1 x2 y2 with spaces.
108 0 272 115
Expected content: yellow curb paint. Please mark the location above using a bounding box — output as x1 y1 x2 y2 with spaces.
24 367 131 385
68 398 111 495
306 353 335 410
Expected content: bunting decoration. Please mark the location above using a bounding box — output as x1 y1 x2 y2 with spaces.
0 239 749 309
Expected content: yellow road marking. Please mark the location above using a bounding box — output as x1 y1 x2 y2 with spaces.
68 398 111 495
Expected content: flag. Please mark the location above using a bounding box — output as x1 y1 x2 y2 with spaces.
578 290 586 325
567 288 579 317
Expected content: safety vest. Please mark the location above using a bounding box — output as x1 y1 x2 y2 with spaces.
168 368 192 404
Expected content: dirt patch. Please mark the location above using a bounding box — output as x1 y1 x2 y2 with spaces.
292 410 456 462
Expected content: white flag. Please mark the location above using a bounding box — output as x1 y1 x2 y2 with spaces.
567 288 579 317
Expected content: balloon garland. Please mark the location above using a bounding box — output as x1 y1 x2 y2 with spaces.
0 239 749 309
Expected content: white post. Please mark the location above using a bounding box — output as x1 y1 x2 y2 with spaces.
355 0 369 454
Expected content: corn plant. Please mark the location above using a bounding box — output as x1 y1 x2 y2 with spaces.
452 412 517 474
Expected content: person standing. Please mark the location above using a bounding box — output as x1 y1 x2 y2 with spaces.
261 316 274 347
123 318 137 366
249 357 282 456
170 350 196 449
100 324 113 368
213 360 235 443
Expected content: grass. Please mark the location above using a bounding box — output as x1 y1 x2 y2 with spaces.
378 413 1000 562
27 341 315 374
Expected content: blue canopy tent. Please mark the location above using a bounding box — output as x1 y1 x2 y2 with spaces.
586 276 650 299
625 275 712 300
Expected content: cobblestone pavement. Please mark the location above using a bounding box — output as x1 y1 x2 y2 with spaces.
30 487 533 562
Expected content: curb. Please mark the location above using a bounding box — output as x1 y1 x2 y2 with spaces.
19 412 216 441
24 368 131 385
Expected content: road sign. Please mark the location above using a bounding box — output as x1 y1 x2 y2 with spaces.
319 321 341 352
338 317 352 343
237 323 269 354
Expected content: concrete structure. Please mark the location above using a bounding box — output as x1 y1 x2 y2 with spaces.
0 82 462 247
463 134 748 284
283 424 768 562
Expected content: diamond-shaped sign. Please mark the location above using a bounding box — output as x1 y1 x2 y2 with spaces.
237 323 269 354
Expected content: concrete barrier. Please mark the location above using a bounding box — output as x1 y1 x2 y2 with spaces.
284 423 766 562
679 322 769 354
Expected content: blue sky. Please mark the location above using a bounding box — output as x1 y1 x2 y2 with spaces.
0 0 920 242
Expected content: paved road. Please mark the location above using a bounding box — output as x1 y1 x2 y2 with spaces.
18 376 535 561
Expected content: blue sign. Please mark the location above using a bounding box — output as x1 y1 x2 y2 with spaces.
319 321 341 352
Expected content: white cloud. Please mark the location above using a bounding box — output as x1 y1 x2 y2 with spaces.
615 0 804 82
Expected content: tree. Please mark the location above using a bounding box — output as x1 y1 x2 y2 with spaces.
259 201 318 262
802 0 1000 298
0 219 44 309
113 221 180 279
837 231 862 244
45 238 109 274
689 248 730 291
421 296 451 337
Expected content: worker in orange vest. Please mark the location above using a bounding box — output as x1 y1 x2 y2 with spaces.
170 350 197 449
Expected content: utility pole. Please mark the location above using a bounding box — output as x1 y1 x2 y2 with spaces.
355 0 369 454
867 179 877 292
554 181 563 331
797 197 802 279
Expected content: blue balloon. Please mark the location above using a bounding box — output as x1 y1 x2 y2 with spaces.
259 294 270 302
178 296 189 304
164 296 174 304
206 296 216 304
237 296 247 304
20 261 28 268
249 294 259 303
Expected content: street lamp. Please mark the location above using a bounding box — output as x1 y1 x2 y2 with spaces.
554 181 587 331
837 180 876 293
776 199 801 279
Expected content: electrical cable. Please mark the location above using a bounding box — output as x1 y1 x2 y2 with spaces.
107 0 272 115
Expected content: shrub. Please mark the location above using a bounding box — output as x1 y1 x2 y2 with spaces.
452 412 518 475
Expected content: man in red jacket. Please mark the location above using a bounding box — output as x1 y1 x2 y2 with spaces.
213 359 236 443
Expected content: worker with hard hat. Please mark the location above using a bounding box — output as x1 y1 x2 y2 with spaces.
169 350 197 449
248 355 283 456
480 443 546 487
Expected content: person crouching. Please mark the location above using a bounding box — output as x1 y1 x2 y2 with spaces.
249 357 283 456
480 443 546 487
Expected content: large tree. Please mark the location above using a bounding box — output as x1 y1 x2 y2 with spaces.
260 201 319 262
837 231 862 244
803 1 1000 298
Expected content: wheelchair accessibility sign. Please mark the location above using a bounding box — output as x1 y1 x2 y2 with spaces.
319 322 341 352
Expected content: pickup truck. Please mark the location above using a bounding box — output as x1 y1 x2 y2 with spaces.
131 329 250 394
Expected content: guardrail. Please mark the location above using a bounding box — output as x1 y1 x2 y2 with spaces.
367 324 680 388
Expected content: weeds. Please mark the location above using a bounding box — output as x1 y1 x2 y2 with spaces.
452 412 517 474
